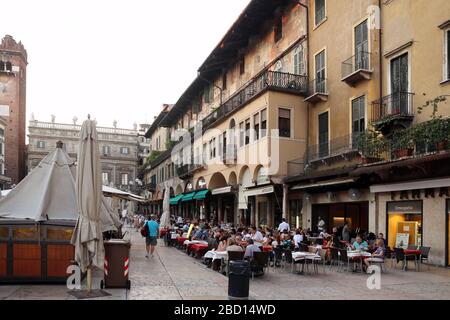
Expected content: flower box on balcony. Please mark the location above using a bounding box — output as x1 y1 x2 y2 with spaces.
393 148 414 159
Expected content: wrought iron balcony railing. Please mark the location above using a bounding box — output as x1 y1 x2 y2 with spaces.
202 70 307 130
306 134 358 164
341 51 372 85
371 92 415 122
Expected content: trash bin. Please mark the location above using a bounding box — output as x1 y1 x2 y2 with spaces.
228 260 250 300
101 239 131 290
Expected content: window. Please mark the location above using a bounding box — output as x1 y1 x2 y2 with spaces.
352 96 366 136
210 138 216 159
445 29 450 81
318 112 329 157
102 172 109 185
5 62 12 72
315 0 326 26
239 56 245 75
254 113 260 141
204 84 213 104
274 16 283 42
261 109 267 138
387 201 423 249
245 119 250 145
355 20 369 70
37 141 46 149
239 122 245 147
0 143 3 155
278 108 291 138
120 147 129 155
102 145 110 155
294 46 305 75
121 173 129 186
315 50 326 92
202 143 207 164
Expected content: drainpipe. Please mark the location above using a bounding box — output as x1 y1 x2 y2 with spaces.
378 0 383 122
296 0 310 174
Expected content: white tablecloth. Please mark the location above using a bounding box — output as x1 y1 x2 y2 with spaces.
347 251 371 258
183 240 208 246
292 252 320 261
204 250 228 261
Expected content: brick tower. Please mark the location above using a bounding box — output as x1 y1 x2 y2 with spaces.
0 35 27 185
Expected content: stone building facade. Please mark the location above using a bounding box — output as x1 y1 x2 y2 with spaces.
0 35 27 185
27 118 145 192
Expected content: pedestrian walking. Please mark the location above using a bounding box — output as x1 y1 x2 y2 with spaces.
144 214 159 258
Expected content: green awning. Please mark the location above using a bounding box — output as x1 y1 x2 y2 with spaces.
193 189 209 200
170 194 183 205
181 192 196 202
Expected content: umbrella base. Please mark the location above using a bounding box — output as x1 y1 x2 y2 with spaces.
68 289 111 299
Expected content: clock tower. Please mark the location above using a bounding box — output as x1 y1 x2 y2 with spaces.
0 35 27 185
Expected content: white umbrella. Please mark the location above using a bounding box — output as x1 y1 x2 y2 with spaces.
159 186 171 228
70 117 104 293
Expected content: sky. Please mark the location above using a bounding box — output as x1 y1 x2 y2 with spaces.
1 0 250 129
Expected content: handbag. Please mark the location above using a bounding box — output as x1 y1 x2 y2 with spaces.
140 222 148 237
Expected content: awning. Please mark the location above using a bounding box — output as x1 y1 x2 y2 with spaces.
193 189 209 200
211 186 232 195
291 178 355 190
170 194 183 205
370 177 450 193
181 192 196 202
243 185 274 197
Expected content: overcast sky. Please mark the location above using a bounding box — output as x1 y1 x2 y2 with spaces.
1 0 250 129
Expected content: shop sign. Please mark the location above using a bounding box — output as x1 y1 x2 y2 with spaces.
387 201 422 214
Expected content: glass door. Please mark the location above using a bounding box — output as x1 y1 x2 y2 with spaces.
315 50 326 93
355 20 369 70
318 112 329 158
390 53 409 114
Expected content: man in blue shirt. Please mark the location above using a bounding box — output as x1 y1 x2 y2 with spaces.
145 215 159 258
352 236 368 251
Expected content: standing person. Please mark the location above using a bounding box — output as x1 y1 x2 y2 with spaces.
317 216 325 233
342 222 350 242
277 218 290 233
144 215 159 259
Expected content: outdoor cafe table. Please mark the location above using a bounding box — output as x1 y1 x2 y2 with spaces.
292 251 319 261
177 237 187 246
347 251 371 272
203 250 228 261
404 249 422 256
262 246 273 252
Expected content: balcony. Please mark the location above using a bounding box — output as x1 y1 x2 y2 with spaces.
304 78 328 103
305 134 359 168
202 70 308 130
341 51 372 86
287 158 305 177
371 92 415 135
176 157 206 179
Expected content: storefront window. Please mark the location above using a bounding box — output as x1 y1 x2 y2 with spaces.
387 201 422 249
258 202 267 227
13 227 38 240
0 226 9 239
47 228 73 241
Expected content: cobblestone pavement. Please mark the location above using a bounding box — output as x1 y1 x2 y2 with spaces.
1 226 450 300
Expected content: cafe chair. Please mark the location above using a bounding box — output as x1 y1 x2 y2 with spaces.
419 246 431 270
226 251 245 276
273 247 284 268
252 251 270 277
394 247 418 271
329 247 340 271
284 249 305 274
338 249 352 273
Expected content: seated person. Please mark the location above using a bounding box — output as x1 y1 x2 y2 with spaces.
226 238 244 252
244 239 261 258
364 239 385 271
352 236 369 251
271 234 281 248
293 229 303 249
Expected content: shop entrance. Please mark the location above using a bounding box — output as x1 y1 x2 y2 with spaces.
312 202 369 236
387 201 422 249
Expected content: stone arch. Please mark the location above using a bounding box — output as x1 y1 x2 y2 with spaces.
228 171 237 186
196 177 207 190
253 165 270 185
184 180 194 193
169 187 175 197
238 166 253 188
208 172 227 190
175 184 183 195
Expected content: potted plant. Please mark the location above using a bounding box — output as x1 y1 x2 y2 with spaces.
417 95 449 151
354 129 385 164
392 130 414 159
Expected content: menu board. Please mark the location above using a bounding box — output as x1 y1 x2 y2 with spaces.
395 233 409 249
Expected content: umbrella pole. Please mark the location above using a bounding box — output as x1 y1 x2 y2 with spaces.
87 267 92 293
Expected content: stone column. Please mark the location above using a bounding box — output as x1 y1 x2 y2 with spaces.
267 199 272 229
282 184 289 222
255 197 259 228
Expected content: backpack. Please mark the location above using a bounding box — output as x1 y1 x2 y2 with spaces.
140 222 148 237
